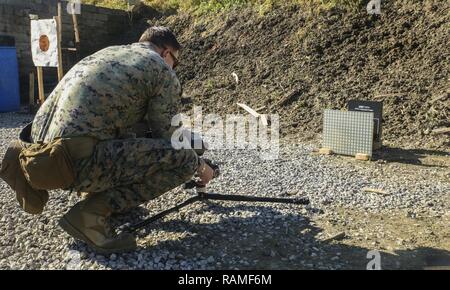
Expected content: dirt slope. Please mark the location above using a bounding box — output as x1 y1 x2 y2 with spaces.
150 0 449 149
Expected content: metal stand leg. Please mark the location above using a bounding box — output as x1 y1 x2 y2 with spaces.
128 192 309 233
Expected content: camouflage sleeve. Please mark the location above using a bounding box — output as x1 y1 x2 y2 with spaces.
147 68 182 140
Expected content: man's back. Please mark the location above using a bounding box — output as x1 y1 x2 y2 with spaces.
31 42 181 142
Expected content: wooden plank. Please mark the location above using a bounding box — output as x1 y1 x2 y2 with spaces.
71 4 80 45
255 105 266 112
362 187 389 196
237 103 268 126
355 153 370 161
57 1 62 33
431 127 450 135
56 2 64 81
318 148 333 155
70 2 81 61
29 72 35 106
36 67 45 104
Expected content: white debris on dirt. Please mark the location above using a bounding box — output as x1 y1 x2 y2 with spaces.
0 113 449 270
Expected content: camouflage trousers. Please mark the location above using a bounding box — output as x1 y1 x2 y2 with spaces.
69 138 199 213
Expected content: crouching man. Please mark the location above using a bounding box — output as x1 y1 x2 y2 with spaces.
0 26 214 254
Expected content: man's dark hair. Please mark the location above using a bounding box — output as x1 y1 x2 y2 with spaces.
139 26 181 50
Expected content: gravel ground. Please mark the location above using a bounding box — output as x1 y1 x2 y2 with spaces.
0 112 449 270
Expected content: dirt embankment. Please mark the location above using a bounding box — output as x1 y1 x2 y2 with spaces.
148 0 449 150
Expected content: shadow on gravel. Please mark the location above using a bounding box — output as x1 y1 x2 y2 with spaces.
67 201 450 270
0 113 33 129
374 146 449 168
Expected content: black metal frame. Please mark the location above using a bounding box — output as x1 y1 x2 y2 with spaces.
127 191 310 233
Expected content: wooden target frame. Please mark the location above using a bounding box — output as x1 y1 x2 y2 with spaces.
30 1 80 106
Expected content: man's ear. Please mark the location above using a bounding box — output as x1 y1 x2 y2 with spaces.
161 48 169 58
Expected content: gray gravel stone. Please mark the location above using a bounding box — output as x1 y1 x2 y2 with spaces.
0 112 448 269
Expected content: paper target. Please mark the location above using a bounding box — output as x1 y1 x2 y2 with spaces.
31 19 59 67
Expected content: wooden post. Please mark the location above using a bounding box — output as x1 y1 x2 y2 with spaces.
36 67 45 104
71 2 80 61
56 1 64 81
71 2 80 45
29 72 35 106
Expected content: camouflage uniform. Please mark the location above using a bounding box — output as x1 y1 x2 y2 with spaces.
31 42 199 213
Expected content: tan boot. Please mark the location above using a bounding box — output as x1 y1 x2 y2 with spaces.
59 193 137 254
0 141 49 214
